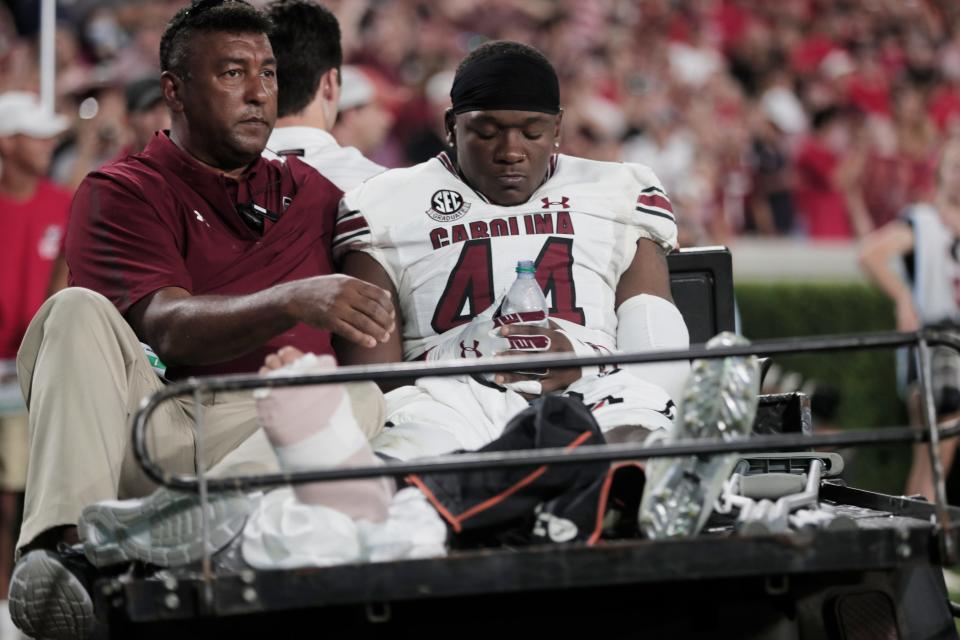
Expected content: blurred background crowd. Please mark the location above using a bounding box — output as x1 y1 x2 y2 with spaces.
1 1 959 621
2 0 960 246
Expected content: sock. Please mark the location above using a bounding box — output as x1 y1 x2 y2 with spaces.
255 353 393 522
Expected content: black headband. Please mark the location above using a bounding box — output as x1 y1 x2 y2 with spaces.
451 51 560 115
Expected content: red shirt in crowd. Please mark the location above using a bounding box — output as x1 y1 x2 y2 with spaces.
793 137 852 239
66 132 342 379
929 85 960 132
0 180 71 358
846 74 890 116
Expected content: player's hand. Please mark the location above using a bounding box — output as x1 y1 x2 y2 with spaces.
287 275 395 348
259 345 305 375
495 320 581 393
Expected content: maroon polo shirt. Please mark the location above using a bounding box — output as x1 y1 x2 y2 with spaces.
66 131 341 378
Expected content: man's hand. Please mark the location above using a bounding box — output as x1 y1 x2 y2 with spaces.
495 321 580 393
284 274 395 348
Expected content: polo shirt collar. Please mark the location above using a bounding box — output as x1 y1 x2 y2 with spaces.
267 126 338 154
141 131 274 239
143 131 267 193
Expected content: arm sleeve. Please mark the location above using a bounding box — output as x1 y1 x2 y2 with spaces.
66 173 192 315
549 295 690 402
615 293 690 403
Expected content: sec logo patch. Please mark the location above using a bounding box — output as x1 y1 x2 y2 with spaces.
426 189 470 222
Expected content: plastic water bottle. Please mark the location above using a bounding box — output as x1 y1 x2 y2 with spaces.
501 260 549 327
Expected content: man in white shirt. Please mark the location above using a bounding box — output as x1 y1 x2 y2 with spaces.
263 0 384 190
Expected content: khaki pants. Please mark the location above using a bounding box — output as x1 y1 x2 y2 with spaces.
15 288 384 554
0 413 28 491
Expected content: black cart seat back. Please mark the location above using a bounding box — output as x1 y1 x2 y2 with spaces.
666 246 736 345
666 247 808 435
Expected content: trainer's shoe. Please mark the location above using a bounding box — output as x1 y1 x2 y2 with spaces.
9 545 97 639
639 332 760 538
79 486 253 568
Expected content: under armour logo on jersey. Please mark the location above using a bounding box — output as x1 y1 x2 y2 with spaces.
460 340 482 357
541 196 570 209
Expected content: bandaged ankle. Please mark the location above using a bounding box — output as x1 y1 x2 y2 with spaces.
255 354 393 522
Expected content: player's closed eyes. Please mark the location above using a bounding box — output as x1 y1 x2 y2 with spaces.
472 128 498 140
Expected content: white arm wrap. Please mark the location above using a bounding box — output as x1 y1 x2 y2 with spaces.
615 294 690 402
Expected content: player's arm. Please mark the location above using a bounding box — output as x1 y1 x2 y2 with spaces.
858 220 919 331
498 238 686 396
612 237 690 402
615 237 675 305
334 251 406 390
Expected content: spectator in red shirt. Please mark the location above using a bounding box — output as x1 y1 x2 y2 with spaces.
793 106 871 239
0 92 71 361
9 4 396 638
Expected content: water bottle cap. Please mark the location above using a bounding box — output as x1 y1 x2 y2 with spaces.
515 260 535 274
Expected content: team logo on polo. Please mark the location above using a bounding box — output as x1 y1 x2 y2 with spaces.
426 189 470 222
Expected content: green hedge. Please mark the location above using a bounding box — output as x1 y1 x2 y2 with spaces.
735 282 910 493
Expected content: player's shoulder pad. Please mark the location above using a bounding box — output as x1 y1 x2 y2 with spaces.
341 157 444 224
555 154 668 195
622 160 666 192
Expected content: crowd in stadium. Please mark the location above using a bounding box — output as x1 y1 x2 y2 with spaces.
2 0 960 246
1 1 959 638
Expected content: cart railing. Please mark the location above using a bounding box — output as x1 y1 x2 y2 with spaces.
129 328 960 579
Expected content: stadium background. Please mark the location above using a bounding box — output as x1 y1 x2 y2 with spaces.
2 0 958 633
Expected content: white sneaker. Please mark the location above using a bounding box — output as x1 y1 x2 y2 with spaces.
639 332 760 538
79 486 253 568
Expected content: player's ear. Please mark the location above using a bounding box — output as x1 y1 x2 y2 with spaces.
322 67 339 102
444 108 456 146
161 71 185 114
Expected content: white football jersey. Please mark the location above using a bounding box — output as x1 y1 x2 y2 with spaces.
336 152 678 360
905 204 960 326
